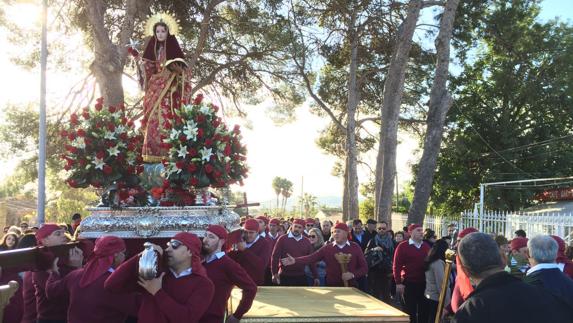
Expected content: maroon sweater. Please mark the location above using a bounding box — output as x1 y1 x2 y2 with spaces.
46 269 139 323
271 234 317 277
21 271 37 323
294 241 368 287
201 254 257 323
392 240 431 284
228 236 271 285
32 264 75 321
104 255 214 323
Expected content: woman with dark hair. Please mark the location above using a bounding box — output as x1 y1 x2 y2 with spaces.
0 232 19 251
137 15 193 163
17 233 38 323
424 239 450 323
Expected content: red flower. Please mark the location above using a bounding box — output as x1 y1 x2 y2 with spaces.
82 111 90 120
65 145 77 154
119 133 128 140
136 165 144 174
190 177 199 186
187 148 197 156
197 128 204 138
224 144 231 156
64 164 71 171
91 180 101 188
163 179 170 188
159 143 172 149
96 150 105 159
70 113 79 125
84 138 92 145
204 164 213 174
233 124 241 134
213 170 222 178
67 132 76 141
76 129 86 137
205 139 213 147
78 159 87 167
107 123 115 132
150 187 164 200
176 160 185 169
193 94 204 105
96 97 104 104
211 104 219 112
108 106 116 113
60 130 68 138
95 102 103 111
212 119 220 128
179 134 187 142
118 190 130 201
127 120 135 127
102 165 113 175
196 114 206 123
187 163 197 172
67 179 78 188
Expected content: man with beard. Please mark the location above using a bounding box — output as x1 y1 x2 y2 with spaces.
271 219 318 286
46 235 139 323
228 219 272 285
105 232 214 323
200 225 257 323
33 224 84 323
281 222 367 287
321 220 332 242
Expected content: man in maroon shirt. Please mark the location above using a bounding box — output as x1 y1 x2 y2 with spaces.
33 223 84 323
281 222 367 287
271 218 318 286
255 215 269 240
393 223 431 323
228 219 272 286
303 218 315 236
46 235 139 323
201 225 257 323
105 232 214 323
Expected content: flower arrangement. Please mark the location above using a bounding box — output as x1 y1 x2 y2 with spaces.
61 97 144 192
161 94 249 190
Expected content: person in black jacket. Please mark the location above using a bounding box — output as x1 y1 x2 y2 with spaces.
351 219 372 251
452 232 573 323
523 235 573 308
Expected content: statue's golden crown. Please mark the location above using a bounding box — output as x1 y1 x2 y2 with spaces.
144 11 180 36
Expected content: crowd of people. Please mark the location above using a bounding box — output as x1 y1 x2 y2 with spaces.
2 214 573 323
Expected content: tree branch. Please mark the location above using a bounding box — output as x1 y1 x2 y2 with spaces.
188 0 226 73
422 0 445 7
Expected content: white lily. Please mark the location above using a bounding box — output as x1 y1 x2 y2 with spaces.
199 147 213 162
107 145 120 157
199 105 211 115
169 128 180 140
177 145 188 158
104 131 116 140
93 157 105 170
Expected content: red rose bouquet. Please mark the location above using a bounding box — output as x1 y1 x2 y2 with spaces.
61 97 144 191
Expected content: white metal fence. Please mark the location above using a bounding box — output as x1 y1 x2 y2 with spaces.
424 210 573 243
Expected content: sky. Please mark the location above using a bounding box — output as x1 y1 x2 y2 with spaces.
0 0 571 206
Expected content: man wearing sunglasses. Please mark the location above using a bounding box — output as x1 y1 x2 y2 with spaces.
303 218 316 237
271 219 318 286
105 232 214 323
281 222 368 287
201 225 257 323
228 219 272 285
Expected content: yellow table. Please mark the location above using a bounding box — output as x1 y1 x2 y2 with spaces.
228 286 409 322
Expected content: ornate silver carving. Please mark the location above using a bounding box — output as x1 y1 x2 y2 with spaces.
78 206 240 239
139 242 159 280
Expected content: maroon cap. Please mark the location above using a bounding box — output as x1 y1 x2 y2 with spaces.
243 219 259 232
510 237 528 251
36 224 62 245
207 225 228 240
292 219 305 227
408 224 422 233
334 222 349 232
255 215 269 225
305 218 315 225
458 227 478 239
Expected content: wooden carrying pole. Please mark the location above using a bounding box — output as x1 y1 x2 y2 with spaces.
334 252 352 287
435 249 456 323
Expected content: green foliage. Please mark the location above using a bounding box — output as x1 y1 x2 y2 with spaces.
432 0 573 213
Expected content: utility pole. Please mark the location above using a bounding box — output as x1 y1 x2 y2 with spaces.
37 0 48 225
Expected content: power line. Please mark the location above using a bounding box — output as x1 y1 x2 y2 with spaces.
452 104 536 178
480 134 573 157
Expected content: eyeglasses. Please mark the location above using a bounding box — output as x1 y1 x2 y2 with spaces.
377 227 386 231
167 239 183 250
309 235 317 238
306 224 313 227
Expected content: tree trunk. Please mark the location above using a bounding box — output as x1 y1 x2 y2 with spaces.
342 158 349 222
84 0 147 106
408 0 459 225
375 0 422 224
344 13 360 222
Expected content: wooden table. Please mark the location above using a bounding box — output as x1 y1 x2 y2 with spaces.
228 286 409 322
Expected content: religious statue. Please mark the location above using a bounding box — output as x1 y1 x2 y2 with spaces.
138 12 193 163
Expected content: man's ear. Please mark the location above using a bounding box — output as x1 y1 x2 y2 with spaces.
459 261 472 278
